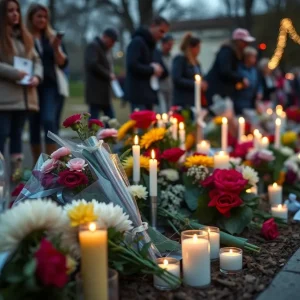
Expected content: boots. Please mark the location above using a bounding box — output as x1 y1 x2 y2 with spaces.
31 144 42 165
45 144 57 155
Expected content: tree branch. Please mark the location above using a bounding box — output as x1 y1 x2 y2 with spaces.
157 0 173 14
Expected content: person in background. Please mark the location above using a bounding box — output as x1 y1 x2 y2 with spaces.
0 0 42 172
172 33 207 109
233 46 262 115
157 34 174 113
84 28 118 119
27 3 68 162
125 16 170 111
205 28 255 106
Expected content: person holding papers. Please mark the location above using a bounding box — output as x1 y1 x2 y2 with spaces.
0 0 42 173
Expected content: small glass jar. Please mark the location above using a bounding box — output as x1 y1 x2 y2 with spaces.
153 257 180 291
203 226 220 261
181 230 210 288
219 247 243 275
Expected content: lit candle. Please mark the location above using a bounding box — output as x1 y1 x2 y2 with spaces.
205 226 220 261
149 150 158 197
214 151 229 169
268 182 282 205
162 113 168 124
240 135 248 143
194 75 201 114
266 108 273 116
274 118 281 149
156 114 164 128
247 134 253 142
258 136 269 150
182 230 210 287
221 117 228 152
246 186 258 195
238 117 245 143
219 248 243 274
253 129 262 149
179 122 186 147
132 135 140 184
271 204 288 222
79 223 108 300
276 105 283 116
197 140 211 155
171 118 178 141
281 111 286 131
153 258 180 290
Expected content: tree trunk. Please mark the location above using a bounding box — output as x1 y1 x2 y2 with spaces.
244 0 255 30
138 0 153 26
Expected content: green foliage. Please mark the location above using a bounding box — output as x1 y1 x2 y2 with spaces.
271 147 289 181
196 190 218 224
183 173 201 211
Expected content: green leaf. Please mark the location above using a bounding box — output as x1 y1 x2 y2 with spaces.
183 174 201 211
240 192 260 208
195 190 218 224
120 148 132 162
140 242 151 258
217 206 253 235
23 259 36 277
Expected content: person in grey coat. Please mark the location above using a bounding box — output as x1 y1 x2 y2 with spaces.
84 28 118 119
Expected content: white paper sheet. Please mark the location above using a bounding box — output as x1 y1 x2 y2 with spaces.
111 79 124 98
150 76 159 91
13 56 33 85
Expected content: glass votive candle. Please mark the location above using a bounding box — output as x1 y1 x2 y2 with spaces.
204 226 220 261
153 257 180 291
271 204 288 223
181 230 210 288
219 247 243 274
109 269 119 300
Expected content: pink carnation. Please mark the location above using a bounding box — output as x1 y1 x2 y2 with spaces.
66 158 87 172
41 159 58 174
97 129 118 140
51 147 71 160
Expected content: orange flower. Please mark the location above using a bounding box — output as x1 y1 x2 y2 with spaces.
276 171 286 185
185 133 195 151
243 160 252 167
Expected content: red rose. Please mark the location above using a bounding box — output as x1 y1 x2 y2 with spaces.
261 218 279 240
130 110 156 129
35 239 68 288
231 141 253 159
214 169 248 193
208 190 243 217
58 170 88 188
201 173 215 188
267 135 274 144
63 114 82 128
11 183 25 197
143 148 161 161
161 148 185 163
88 119 104 129
171 113 184 124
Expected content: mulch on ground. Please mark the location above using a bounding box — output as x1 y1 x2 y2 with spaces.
120 217 300 300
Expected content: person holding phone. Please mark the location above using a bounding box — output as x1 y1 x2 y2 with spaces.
0 0 42 173
26 3 68 163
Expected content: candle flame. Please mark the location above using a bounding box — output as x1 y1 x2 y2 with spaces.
179 122 184 130
219 151 225 156
163 259 169 266
247 134 253 141
266 108 273 115
162 113 168 122
246 189 251 193
241 135 247 142
262 137 269 144
222 117 228 124
134 135 139 145
193 234 198 242
273 182 278 188
200 140 208 146
151 150 155 160
173 118 178 124
156 114 161 120
195 74 201 82
89 223 97 232
278 204 282 209
281 112 286 118
275 118 281 126
253 129 259 136
276 105 283 111
239 117 245 124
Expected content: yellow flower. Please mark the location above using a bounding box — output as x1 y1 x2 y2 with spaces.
276 171 286 185
140 128 167 149
213 116 223 125
282 131 297 146
243 160 252 167
66 255 77 274
117 120 136 140
67 202 97 227
184 155 214 168
185 133 195 150
123 155 150 177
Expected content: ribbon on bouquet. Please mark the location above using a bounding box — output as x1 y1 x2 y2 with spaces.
21 187 65 205
77 140 104 153
284 193 300 221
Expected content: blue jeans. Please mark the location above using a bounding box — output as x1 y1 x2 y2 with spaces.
0 111 27 154
89 104 115 119
29 86 60 145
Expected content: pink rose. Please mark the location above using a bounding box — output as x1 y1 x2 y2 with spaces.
97 129 118 140
51 147 71 160
41 159 58 174
66 158 87 172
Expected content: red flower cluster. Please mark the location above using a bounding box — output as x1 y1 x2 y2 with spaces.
202 169 248 217
286 107 300 122
130 110 156 129
230 141 253 160
161 148 185 163
35 239 68 288
261 218 279 240
58 170 88 188
88 119 104 129
11 183 25 197
143 148 161 161
62 114 81 128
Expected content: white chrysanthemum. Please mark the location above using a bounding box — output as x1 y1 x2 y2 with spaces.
280 146 294 157
128 185 148 200
239 165 259 186
229 157 242 166
284 160 299 173
0 199 65 252
159 169 179 182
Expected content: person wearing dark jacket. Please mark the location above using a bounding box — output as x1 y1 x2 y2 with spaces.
124 16 170 111
205 28 256 106
84 28 118 119
172 33 207 108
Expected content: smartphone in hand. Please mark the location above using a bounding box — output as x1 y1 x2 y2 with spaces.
56 31 65 39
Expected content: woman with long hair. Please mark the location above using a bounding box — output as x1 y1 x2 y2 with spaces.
26 3 68 162
0 0 42 172
172 33 207 108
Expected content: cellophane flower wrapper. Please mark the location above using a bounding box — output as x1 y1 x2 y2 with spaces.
15 132 158 259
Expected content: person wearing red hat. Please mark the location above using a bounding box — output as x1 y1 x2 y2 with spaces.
205 28 256 108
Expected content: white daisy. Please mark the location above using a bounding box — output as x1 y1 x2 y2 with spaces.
159 169 179 182
238 165 259 186
128 185 148 200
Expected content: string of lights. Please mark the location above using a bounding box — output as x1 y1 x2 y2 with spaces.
268 18 300 69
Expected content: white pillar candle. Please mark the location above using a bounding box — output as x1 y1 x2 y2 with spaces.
271 204 288 222
274 118 281 149
253 129 262 149
197 140 211 155
149 150 158 197
221 117 228 152
238 117 245 143
276 105 283 116
258 137 269 150
182 231 210 287
268 182 282 205
153 258 180 290
179 122 186 146
214 151 229 169
206 227 220 260
162 113 168 124
220 248 243 273
194 74 201 114
132 135 140 184
280 111 286 132
156 114 164 128
171 118 178 141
